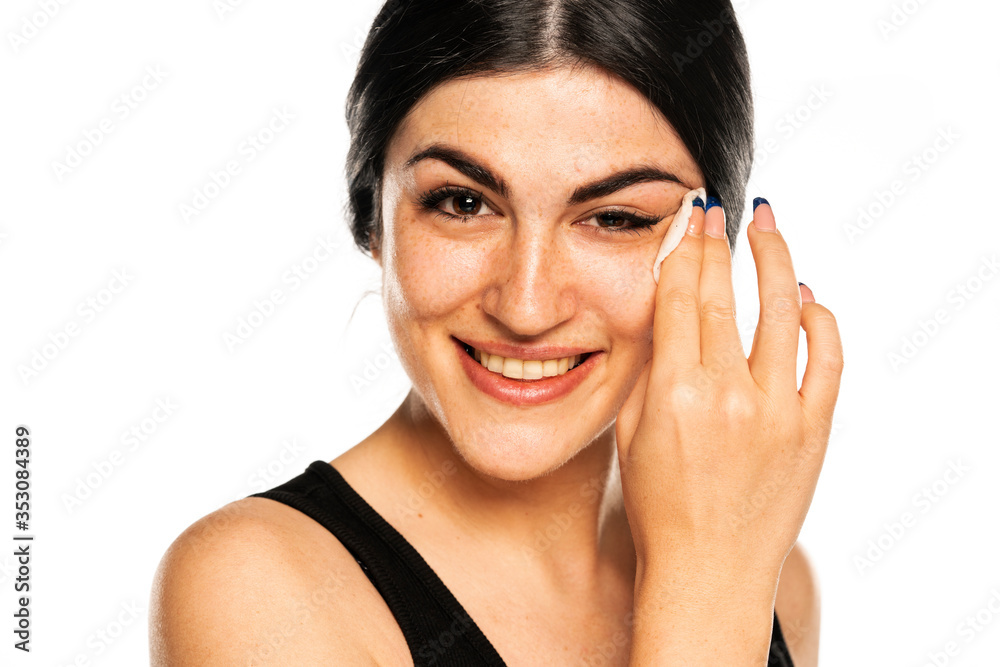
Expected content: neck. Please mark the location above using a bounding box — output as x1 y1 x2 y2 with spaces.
367 391 636 590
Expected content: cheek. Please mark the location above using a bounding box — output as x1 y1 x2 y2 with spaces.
385 212 657 350
384 214 487 321
579 250 657 348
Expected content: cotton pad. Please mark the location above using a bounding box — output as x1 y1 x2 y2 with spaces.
652 187 707 284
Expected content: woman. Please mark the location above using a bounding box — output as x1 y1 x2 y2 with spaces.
150 0 843 664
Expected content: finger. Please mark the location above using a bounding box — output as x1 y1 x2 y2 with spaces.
797 286 844 422
616 357 652 459
653 199 706 373
699 198 744 374
746 198 801 396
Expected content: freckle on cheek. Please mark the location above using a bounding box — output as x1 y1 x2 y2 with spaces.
393 233 482 318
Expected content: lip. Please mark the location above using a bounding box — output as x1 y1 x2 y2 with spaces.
455 336 598 361
452 336 603 407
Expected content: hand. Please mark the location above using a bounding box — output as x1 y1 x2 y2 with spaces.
615 197 843 574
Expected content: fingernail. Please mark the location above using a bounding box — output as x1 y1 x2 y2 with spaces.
752 197 776 232
705 196 721 211
705 201 726 239
687 198 705 235
799 281 815 303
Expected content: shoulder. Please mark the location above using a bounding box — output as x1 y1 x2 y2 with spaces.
774 541 820 667
148 496 408 666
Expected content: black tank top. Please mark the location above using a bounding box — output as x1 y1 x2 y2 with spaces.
249 460 795 666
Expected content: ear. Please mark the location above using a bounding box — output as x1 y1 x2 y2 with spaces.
369 230 382 267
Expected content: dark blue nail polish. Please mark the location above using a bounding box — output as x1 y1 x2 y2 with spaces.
705 196 721 211
692 197 705 209
753 197 769 211
798 282 805 287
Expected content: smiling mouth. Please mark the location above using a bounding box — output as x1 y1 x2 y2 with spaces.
458 340 594 381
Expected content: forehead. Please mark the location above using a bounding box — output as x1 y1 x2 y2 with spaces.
386 65 703 190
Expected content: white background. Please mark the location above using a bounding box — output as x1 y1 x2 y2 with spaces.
2 0 998 665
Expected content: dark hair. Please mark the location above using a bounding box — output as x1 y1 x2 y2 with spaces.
345 0 753 256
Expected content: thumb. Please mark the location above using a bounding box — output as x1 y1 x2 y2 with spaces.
615 357 652 459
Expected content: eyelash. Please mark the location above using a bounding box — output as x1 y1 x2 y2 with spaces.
416 185 662 237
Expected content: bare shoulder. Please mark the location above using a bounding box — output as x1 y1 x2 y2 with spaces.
149 496 410 666
774 541 820 667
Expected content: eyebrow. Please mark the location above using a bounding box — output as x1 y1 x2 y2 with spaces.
405 143 691 206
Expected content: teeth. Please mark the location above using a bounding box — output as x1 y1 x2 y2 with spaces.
472 347 588 380
502 358 524 379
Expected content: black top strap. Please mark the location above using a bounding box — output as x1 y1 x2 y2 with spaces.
251 460 505 665
250 460 795 666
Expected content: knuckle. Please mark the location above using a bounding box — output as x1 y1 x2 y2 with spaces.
701 298 735 323
817 306 840 329
663 381 704 410
716 386 756 422
671 244 703 270
758 237 791 260
703 247 733 271
661 287 699 315
820 350 845 375
703 347 743 382
762 293 801 323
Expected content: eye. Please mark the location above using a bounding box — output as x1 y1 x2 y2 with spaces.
417 185 663 237
579 208 662 237
417 185 495 221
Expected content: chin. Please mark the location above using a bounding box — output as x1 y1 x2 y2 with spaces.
444 415 602 482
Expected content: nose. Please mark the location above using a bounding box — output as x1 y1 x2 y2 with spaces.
480 223 577 337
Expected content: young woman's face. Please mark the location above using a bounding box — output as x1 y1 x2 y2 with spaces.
378 64 705 481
